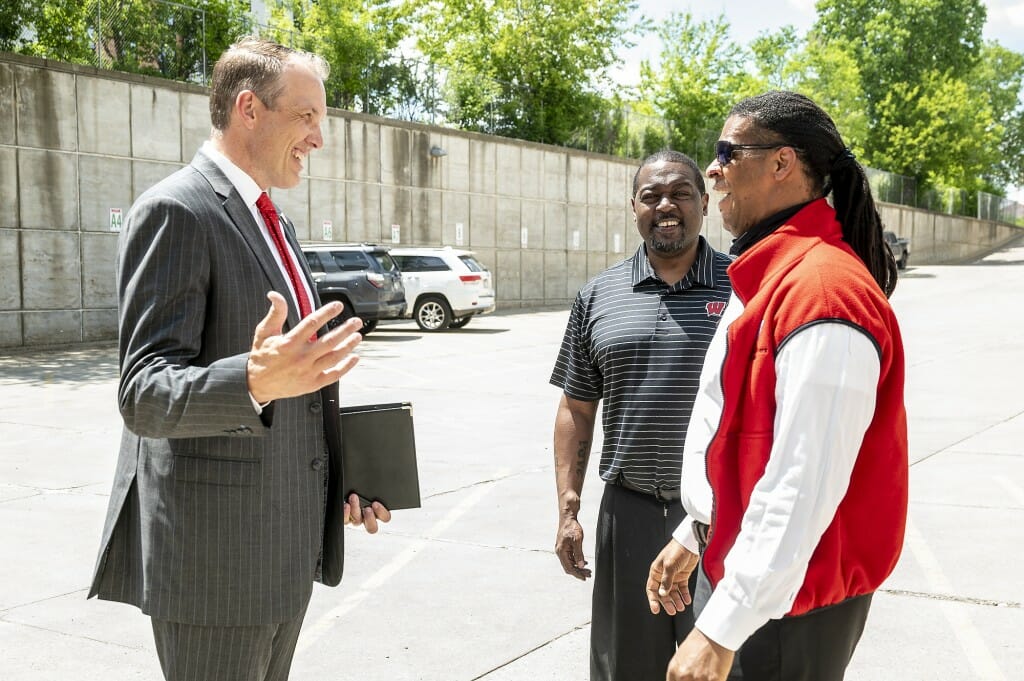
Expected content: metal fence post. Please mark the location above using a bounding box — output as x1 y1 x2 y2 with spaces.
201 7 206 83
96 0 102 68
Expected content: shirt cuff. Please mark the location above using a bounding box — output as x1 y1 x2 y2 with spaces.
673 516 700 554
695 584 772 652
248 392 271 414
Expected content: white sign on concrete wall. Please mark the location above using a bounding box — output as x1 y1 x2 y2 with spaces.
109 208 123 232
455 222 464 245
613 233 622 253
572 229 580 250
391 224 401 244
322 220 333 240
521 227 529 248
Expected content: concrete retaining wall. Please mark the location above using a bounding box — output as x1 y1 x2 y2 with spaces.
1 51 1021 348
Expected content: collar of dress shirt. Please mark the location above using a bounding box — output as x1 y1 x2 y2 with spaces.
201 140 264 210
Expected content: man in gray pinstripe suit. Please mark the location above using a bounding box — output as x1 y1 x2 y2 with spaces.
88 37 390 681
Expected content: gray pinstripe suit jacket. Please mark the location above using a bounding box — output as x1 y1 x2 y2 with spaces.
89 150 347 626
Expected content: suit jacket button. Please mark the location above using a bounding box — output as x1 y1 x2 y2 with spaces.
309 402 322 414
311 458 323 471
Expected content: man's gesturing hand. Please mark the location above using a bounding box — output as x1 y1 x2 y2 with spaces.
247 291 363 404
646 539 698 616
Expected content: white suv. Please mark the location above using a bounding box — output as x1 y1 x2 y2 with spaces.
388 247 496 331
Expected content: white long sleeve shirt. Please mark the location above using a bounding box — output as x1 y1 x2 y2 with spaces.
674 292 880 650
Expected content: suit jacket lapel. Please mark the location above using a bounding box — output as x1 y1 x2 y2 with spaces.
190 150 301 330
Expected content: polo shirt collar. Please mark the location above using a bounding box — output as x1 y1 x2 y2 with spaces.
631 235 718 290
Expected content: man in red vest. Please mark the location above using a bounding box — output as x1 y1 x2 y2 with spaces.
647 91 908 681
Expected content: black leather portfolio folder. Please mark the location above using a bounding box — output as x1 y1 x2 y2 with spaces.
340 402 421 510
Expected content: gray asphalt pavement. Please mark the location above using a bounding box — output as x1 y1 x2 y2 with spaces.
2 241 1023 680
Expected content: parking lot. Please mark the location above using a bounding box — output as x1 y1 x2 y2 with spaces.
2 242 1024 680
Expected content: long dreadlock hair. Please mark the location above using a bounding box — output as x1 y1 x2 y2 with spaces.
729 91 898 297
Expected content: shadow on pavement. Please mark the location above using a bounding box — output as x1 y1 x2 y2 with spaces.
0 344 119 385
362 333 423 342
897 268 936 279
378 327 510 335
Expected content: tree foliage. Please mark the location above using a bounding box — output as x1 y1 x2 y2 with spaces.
809 0 1001 191
410 0 636 146
265 0 416 114
638 1 1022 197
814 0 986 89
638 12 758 164
742 27 871 158
8 0 94 63
971 42 1024 189
2 0 250 82
3 0 1022 199
0 0 32 52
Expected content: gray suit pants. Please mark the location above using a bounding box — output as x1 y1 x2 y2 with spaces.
152 597 310 681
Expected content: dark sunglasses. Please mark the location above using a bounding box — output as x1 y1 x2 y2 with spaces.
715 140 787 166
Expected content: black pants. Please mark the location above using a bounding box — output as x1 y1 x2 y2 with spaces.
694 563 872 681
591 482 697 681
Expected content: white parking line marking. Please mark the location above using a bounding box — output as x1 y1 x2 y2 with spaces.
904 519 1006 680
296 474 504 653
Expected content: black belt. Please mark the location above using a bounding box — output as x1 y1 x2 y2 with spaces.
693 521 710 553
613 474 681 502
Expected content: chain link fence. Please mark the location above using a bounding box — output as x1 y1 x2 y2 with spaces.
866 167 918 207
87 0 250 85
979 191 1024 225
568 108 675 159
865 168 1023 224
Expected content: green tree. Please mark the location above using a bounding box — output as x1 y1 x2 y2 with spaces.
811 0 994 190
0 1 40 52
744 28 870 156
18 0 94 63
790 38 870 155
638 12 756 164
96 0 250 83
814 0 985 91
871 71 998 192
411 0 636 146
970 42 1024 190
3 0 250 83
266 0 416 115
748 26 803 91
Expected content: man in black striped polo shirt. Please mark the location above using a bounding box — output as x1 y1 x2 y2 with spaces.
550 150 732 681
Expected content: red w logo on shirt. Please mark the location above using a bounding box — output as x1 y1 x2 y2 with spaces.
706 301 726 317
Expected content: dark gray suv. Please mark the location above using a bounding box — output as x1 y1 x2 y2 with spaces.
883 231 911 270
301 244 406 335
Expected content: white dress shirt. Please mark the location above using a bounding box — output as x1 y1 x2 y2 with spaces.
673 291 881 650
201 141 316 413
201 141 315 313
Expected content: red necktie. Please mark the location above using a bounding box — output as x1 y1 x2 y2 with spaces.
256 192 313 320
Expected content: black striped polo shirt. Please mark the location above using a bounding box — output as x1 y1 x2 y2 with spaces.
550 236 733 496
